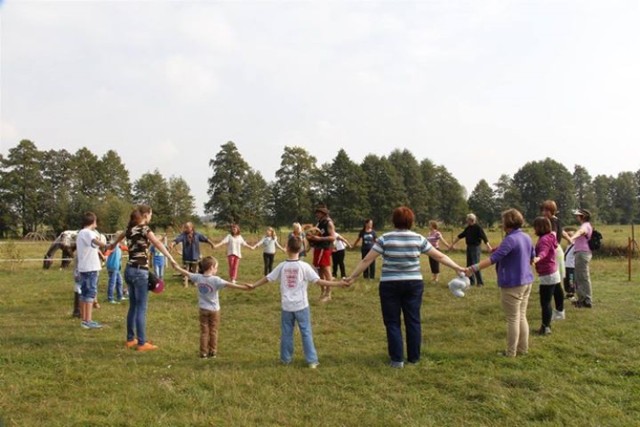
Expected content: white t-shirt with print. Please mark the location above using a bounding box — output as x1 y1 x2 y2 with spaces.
220 234 248 257
267 260 320 312
76 228 102 272
188 273 227 312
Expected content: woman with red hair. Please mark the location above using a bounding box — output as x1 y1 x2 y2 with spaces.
345 206 465 368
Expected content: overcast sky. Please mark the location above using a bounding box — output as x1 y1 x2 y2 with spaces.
2 0 639 215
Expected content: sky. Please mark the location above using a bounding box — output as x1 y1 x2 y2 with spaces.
2 0 639 215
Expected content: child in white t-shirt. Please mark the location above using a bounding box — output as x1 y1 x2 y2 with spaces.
173 256 250 358
249 236 347 368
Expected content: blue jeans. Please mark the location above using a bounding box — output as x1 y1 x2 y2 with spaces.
153 260 165 279
107 269 124 301
124 266 149 345
466 245 483 285
379 280 424 364
79 271 99 303
280 307 318 364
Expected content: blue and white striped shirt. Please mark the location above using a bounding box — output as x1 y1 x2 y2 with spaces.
373 230 433 281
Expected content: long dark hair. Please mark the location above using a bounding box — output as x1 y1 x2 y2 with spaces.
127 205 151 229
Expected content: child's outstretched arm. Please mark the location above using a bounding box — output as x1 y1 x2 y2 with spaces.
225 281 253 291
315 278 349 288
171 262 191 277
248 276 269 290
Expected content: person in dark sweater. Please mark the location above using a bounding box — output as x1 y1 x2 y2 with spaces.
450 213 492 286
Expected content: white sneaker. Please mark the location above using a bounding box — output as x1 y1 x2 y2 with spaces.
552 309 566 320
308 363 319 369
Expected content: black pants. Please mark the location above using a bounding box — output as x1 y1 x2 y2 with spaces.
263 253 275 275
466 245 482 285
362 249 375 279
331 250 346 278
428 256 440 274
539 283 561 327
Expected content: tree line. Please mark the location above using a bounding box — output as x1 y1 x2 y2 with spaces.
1 139 639 237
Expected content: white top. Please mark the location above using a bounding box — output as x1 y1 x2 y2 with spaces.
76 228 101 272
565 244 576 269
256 236 279 254
334 233 346 251
188 273 227 311
220 234 248 257
267 259 320 312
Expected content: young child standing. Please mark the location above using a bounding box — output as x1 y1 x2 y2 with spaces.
150 234 168 280
564 236 576 299
331 232 352 279
426 220 451 283
172 256 250 358
248 236 347 368
252 227 285 275
76 212 108 329
105 238 127 303
214 223 254 283
532 217 561 336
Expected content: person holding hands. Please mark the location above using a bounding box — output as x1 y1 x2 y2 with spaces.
344 206 465 368
248 236 348 368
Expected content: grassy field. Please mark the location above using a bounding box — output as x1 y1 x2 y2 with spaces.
1 227 639 426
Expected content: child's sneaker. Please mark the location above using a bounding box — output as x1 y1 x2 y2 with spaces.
552 309 565 320
137 342 158 352
109 299 119 305
200 353 209 359
81 321 91 329
208 352 217 359
126 339 138 349
88 321 103 329
308 362 319 369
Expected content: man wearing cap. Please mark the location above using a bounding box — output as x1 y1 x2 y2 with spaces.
307 205 336 302
569 208 593 308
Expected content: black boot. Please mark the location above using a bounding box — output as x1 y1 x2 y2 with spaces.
72 293 81 318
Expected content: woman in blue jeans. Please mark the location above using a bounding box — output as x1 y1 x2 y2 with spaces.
110 205 176 351
345 206 466 368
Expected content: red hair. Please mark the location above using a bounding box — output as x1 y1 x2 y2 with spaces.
392 206 414 230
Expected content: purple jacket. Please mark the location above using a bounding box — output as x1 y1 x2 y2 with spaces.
490 229 535 288
535 233 557 276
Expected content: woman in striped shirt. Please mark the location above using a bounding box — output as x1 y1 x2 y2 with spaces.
345 206 465 368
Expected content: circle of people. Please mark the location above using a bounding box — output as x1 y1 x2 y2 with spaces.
72 200 594 367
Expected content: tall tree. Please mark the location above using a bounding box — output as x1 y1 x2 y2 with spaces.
100 150 132 200
419 158 439 222
468 179 496 226
360 154 407 228
272 146 318 225
433 165 467 224
388 149 429 226
41 148 74 233
70 147 102 200
205 141 252 225
572 165 596 213
593 175 616 224
611 172 639 224
133 170 172 229
0 140 46 235
513 158 575 223
326 149 368 229
239 170 270 232
493 174 522 215
168 176 196 227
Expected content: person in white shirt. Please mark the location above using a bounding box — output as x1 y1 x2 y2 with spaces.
76 212 108 329
248 236 348 368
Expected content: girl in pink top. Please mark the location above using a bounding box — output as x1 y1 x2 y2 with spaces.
426 220 451 282
532 217 560 335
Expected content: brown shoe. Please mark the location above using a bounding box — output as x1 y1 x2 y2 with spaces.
126 339 138 349
137 342 158 352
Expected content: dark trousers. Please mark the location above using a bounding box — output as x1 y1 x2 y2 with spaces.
553 282 564 311
539 284 559 327
263 253 275 275
331 250 346 278
379 280 424 363
428 256 440 274
362 249 375 279
466 245 483 285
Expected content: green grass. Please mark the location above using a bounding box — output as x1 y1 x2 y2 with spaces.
1 234 639 426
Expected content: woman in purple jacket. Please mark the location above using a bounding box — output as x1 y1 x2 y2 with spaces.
467 209 534 357
532 217 560 336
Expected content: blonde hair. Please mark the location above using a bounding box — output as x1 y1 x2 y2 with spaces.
466 213 477 224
